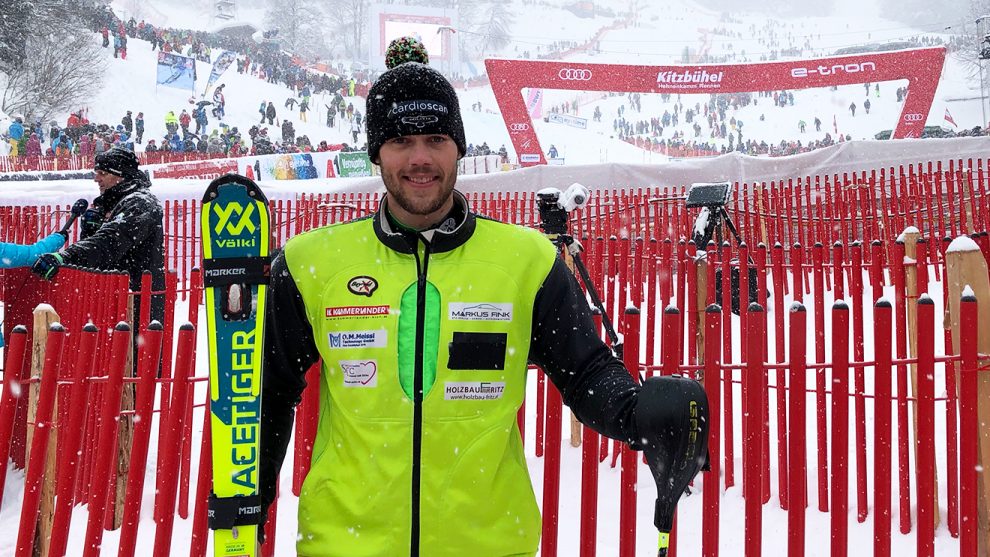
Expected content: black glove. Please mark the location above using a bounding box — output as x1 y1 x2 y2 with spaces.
31 253 64 281
634 375 710 534
80 207 104 238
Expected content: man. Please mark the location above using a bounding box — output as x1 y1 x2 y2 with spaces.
260 59 704 557
31 147 165 326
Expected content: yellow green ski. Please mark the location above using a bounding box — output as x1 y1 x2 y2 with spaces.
200 174 270 557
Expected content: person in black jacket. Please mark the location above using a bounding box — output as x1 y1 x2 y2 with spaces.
31 147 165 326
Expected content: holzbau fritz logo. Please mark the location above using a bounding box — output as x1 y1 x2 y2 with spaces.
213 202 257 235
348 276 378 297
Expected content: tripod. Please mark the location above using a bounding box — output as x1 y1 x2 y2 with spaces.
692 204 745 251
546 232 622 360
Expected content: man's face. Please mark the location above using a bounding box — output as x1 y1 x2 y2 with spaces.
378 134 458 229
94 169 123 194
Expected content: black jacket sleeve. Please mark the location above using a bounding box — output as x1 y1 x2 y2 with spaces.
259 250 320 524
528 256 640 444
60 194 154 269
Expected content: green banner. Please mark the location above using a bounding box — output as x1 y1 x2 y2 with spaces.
338 151 373 177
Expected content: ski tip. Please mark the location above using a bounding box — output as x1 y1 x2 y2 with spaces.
114 321 132 332
202 173 268 204
179 322 195 331
147 320 164 331
82 323 99 333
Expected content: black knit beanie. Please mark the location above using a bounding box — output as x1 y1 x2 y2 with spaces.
365 61 466 163
95 147 140 177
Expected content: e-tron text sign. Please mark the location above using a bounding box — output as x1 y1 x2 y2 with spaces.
486 48 946 167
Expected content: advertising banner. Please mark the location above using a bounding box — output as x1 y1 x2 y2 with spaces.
151 159 239 180
337 152 373 177
547 112 587 129
525 88 544 119
239 151 340 181
206 51 237 92
486 47 947 166
156 52 197 91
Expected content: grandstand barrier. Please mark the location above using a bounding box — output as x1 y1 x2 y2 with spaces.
0 151 508 180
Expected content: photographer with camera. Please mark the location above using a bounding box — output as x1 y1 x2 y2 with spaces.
259 39 707 556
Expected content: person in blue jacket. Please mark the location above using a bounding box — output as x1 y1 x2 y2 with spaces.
0 231 66 348
0 231 65 269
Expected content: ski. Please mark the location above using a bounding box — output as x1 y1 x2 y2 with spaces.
200 173 271 557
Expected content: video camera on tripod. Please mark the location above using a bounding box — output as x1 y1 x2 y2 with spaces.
536 183 591 237
534 183 623 357
686 182 768 315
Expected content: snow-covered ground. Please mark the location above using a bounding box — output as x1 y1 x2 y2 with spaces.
0 0 980 555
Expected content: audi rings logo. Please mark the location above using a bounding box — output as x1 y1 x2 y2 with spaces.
509 123 530 132
558 68 593 81
903 113 924 122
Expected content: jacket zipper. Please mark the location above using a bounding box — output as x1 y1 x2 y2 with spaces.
410 238 431 556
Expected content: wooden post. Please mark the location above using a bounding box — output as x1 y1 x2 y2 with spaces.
945 237 990 557
902 229 940 529
112 297 137 529
756 185 769 247
695 256 708 370
558 242 583 448
27 305 58 557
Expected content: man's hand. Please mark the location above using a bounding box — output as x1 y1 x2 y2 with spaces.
32 253 64 280
634 375 709 534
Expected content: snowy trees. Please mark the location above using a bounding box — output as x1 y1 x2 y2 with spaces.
0 1 105 122
471 3 514 59
263 0 330 59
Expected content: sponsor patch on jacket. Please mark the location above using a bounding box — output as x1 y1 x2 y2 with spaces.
325 305 390 319
340 360 378 387
348 276 378 297
444 381 506 400
448 303 513 322
328 330 387 349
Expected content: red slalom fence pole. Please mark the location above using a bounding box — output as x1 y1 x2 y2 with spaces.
118 322 165 557
830 301 850 557
915 295 936 557
812 243 829 513
787 302 807 557
540 370 563 557
873 300 894 557
702 304 722 557
0 325 29 505
14 323 65 557
82 322 132 557
850 242 868 524
958 291 980 557
49 323 99 557
744 302 765 557
153 323 196 557
619 307 641 557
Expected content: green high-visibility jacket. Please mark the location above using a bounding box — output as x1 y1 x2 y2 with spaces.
261 192 641 557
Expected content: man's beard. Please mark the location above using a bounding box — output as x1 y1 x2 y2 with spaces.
382 166 457 217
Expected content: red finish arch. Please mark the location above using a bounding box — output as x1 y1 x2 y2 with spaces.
485 47 946 166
